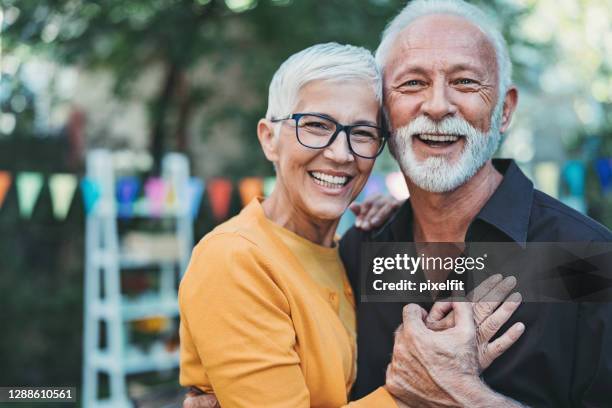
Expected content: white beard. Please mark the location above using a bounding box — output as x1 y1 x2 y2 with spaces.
390 104 504 193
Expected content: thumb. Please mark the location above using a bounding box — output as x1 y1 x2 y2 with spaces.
402 303 427 333
349 202 362 216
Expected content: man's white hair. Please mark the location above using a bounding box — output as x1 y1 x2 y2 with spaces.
265 42 382 120
375 0 512 94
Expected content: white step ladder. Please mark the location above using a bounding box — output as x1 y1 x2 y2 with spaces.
82 149 193 407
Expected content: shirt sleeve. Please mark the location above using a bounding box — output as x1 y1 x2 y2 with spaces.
180 233 397 408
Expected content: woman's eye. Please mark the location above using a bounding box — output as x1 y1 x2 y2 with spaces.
304 121 329 130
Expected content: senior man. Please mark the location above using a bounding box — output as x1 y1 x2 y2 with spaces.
341 0 612 407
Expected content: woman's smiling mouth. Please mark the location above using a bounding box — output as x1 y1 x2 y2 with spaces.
308 171 353 189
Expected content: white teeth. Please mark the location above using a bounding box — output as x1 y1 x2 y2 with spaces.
310 171 348 187
418 134 459 142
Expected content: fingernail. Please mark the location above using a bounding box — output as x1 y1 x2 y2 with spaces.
355 219 361 228
493 274 503 282
516 322 525 332
508 292 522 302
504 276 517 286
372 217 379 224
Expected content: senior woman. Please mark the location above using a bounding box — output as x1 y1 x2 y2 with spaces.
179 43 520 408
179 42 394 407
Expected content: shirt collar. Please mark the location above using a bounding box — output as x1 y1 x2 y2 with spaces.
474 159 533 245
385 159 533 245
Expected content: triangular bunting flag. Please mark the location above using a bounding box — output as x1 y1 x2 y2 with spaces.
116 176 140 218
0 171 11 209
188 177 205 220
49 174 78 220
144 177 166 217
16 172 44 218
208 178 233 221
263 176 276 197
239 177 263 206
81 177 101 215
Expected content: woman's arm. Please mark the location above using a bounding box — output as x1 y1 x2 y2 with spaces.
179 234 398 408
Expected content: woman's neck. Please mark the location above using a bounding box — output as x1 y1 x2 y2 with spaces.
262 190 339 247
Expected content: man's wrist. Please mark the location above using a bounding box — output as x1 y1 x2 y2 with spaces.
452 376 523 408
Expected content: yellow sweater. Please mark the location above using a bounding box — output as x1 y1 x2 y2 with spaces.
179 199 396 407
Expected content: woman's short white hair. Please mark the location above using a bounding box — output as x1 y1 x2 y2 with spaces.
265 42 382 120
375 0 512 94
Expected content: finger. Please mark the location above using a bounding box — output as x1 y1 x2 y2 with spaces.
349 202 362 216
184 394 219 408
402 303 427 333
479 292 522 343
483 322 525 367
427 301 453 323
468 274 503 302
369 203 397 228
360 201 386 230
472 276 517 326
451 301 475 330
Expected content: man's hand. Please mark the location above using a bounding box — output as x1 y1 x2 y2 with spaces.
350 194 404 230
183 390 219 408
426 274 525 371
385 302 526 408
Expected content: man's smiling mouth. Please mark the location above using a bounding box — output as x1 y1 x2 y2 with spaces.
414 133 464 148
308 171 353 189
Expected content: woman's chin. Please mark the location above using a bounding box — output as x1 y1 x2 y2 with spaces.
305 201 347 222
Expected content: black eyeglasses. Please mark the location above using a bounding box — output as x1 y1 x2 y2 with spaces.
270 113 387 159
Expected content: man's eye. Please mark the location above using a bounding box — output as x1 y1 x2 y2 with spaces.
403 80 423 87
456 78 476 85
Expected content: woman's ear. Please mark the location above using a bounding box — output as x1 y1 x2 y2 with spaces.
257 119 280 163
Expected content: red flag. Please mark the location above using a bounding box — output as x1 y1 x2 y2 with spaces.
208 178 233 221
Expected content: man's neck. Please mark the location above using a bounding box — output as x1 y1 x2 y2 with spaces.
407 161 503 242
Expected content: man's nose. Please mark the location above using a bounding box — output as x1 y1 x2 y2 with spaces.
323 130 355 163
421 81 456 121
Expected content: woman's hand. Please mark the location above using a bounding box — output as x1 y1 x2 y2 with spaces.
349 194 405 231
183 391 219 408
425 274 525 372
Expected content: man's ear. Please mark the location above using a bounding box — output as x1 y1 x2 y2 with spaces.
257 118 280 164
499 86 518 133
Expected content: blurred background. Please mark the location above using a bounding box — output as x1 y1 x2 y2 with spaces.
0 0 611 406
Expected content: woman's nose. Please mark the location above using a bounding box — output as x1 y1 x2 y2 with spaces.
323 130 355 163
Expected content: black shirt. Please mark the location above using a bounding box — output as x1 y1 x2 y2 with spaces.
340 159 612 408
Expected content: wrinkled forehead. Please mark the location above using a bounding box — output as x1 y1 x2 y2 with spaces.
384 14 498 78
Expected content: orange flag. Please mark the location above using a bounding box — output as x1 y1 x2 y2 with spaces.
0 171 11 209
239 177 263 207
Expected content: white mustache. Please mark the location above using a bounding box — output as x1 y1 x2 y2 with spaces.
398 115 482 139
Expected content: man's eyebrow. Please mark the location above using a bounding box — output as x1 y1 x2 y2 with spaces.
447 63 486 76
388 66 430 84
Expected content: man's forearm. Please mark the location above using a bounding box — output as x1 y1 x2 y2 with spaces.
453 377 527 408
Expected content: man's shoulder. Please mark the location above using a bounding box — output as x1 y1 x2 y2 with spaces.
530 189 612 241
